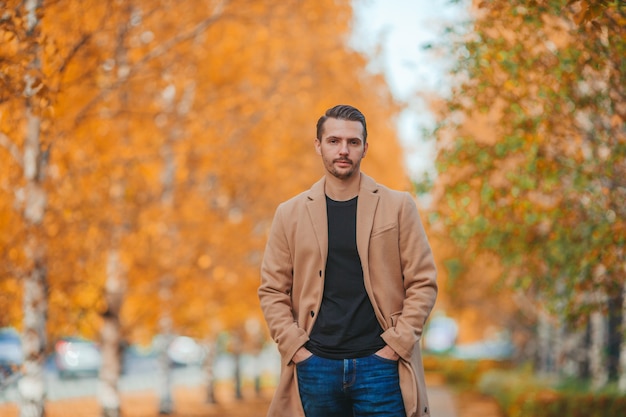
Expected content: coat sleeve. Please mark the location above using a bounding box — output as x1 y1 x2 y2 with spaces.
382 192 438 361
258 204 309 365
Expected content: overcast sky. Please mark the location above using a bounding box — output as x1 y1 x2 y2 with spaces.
352 0 469 179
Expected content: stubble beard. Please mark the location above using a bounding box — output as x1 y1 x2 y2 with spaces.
329 158 360 180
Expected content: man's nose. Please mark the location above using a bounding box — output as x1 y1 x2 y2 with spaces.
339 142 349 154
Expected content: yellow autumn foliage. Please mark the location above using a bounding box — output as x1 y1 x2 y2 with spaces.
0 0 410 348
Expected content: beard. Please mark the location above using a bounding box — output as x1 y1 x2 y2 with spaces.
327 157 361 180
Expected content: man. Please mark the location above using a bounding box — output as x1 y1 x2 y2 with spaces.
258 104 437 417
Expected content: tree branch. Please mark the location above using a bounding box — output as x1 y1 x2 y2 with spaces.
57 33 92 76
74 1 230 126
0 131 23 167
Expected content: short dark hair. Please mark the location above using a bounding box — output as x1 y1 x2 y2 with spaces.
316 104 367 143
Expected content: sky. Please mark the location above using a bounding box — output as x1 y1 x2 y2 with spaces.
351 0 469 180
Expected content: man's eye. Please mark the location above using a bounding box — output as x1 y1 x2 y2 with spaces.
350 140 360 145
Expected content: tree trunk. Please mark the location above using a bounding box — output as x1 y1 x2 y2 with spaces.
18 1 48 416
157 333 174 414
590 310 608 390
19 236 47 417
617 283 626 393
98 6 131 414
98 251 124 417
607 294 622 381
157 276 174 414
536 310 554 374
234 351 242 400
202 339 217 404
561 327 586 379
232 333 243 400
156 85 178 413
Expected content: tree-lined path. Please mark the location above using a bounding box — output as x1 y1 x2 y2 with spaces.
0 374 505 417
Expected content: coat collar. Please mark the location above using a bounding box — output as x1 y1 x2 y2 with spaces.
305 173 380 270
305 173 380 201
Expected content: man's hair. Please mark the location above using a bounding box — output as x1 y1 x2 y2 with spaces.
316 104 368 143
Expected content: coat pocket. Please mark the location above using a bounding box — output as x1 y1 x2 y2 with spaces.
390 310 402 327
371 222 398 238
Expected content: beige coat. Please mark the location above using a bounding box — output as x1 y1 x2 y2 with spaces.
258 173 438 417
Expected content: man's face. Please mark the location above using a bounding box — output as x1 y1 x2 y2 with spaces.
315 118 368 180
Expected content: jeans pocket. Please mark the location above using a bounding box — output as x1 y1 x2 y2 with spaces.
371 353 399 364
295 353 316 367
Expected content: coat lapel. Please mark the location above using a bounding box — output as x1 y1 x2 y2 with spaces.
356 174 380 275
306 177 328 265
306 174 379 271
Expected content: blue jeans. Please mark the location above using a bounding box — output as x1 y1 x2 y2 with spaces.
296 354 406 417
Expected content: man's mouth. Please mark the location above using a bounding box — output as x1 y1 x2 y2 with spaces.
335 159 352 166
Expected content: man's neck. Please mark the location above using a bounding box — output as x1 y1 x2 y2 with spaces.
325 173 361 201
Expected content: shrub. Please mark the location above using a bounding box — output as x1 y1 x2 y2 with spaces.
477 368 550 411
514 391 626 417
423 355 514 389
477 369 626 417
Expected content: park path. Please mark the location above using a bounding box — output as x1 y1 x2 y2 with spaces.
426 372 459 417
0 387 461 417
426 372 502 417
429 385 459 417
0 377 501 417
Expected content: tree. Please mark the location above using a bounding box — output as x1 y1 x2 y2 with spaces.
0 0 50 415
1 1 411 414
428 0 625 386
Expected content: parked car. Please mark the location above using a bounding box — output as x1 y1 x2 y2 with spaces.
150 335 205 367
0 328 23 385
167 336 205 366
54 337 102 378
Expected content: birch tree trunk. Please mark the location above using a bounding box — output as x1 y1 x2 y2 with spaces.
98 7 132 415
155 78 195 412
232 332 243 400
157 281 174 415
156 83 177 415
99 251 124 417
18 1 48 416
156 333 174 414
590 310 609 390
202 339 217 404
554 321 565 375
561 328 586 379
536 310 554 374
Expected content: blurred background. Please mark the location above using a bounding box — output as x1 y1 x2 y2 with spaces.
1 0 624 416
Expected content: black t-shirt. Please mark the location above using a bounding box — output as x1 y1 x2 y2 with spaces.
305 196 385 359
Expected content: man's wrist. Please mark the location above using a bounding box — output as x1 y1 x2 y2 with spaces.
292 346 313 364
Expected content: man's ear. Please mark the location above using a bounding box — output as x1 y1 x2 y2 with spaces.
314 138 322 155
362 141 368 158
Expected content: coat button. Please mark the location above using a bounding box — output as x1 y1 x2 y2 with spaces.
310 311 314 317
